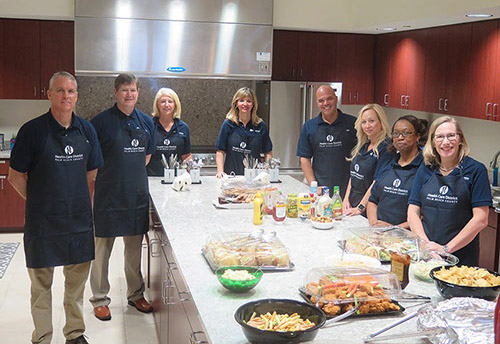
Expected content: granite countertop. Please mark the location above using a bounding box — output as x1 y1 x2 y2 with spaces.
148 175 440 344
0 150 11 159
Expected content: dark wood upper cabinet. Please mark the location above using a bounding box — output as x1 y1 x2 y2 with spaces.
469 20 499 120
297 31 337 82
374 33 395 107
272 30 299 81
0 19 74 100
0 19 3 97
336 34 375 105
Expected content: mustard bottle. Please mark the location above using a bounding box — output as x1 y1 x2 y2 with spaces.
253 192 264 225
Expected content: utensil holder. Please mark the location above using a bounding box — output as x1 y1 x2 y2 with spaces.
190 168 201 183
244 168 256 180
269 168 279 182
164 168 175 183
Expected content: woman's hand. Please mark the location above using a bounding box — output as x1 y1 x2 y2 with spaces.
343 207 361 216
215 171 225 178
424 241 446 253
371 220 392 227
342 200 351 212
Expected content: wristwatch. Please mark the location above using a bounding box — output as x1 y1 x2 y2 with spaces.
357 204 366 212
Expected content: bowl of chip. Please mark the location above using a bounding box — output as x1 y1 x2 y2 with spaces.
429 265 500 300
310 216 334 230
216 266 263 293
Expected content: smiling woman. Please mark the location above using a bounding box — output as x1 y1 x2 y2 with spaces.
408 116 492 266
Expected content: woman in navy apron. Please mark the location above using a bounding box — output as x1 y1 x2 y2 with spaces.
215 87 273 177
408 116 492 266
343 104 392 216
367 115 428 228
147 88 192 176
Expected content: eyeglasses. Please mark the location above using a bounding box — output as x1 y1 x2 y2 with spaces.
434 133 458 142
391 131 414 138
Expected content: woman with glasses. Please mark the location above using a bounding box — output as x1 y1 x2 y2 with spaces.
343 104 393 216
367 115 427 228
408 116 491 265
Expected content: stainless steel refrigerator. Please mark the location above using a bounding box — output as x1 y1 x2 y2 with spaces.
269 81 343 169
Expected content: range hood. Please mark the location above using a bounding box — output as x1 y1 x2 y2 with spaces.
75 0 273 79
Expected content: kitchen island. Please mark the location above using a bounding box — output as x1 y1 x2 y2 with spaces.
147 175 440 344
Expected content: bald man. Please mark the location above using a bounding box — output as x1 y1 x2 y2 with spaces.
296 85 357 197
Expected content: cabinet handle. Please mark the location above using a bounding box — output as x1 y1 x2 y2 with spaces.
34 87 37 97
438 98 443 111
162 280 176 305
493 103 498 120
383 94 389 106
486 102 492 119
405 95 409 108
178 290 191 301
168 261 177 270
443 99 448 112
300 69 303 78
190 331 208 344
292 68 295 78
355 92 359 103
150 239 160 257
400 95 405 107
1 177 4 190
348 92 352 103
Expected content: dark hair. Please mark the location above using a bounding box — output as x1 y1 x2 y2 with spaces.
388 115 428 152
114 73 138 91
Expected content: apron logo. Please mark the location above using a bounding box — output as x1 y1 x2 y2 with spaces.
439 186 449 195
326 135 334 142
240 142 247 149
163 138 170 145
131 139 139 147
64 145 74 155
393 179 401 188
354 164 360 172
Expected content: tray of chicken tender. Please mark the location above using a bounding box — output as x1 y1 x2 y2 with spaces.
299 267 405 318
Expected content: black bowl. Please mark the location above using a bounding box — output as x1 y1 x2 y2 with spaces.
234 298 326 344
429 265 500 301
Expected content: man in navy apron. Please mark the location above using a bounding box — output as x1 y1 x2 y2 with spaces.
89 74 155 321
297 85 356 197
8 72 103 344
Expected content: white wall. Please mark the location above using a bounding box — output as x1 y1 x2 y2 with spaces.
341 104 500 176
0 0 73 20
0 100 51 140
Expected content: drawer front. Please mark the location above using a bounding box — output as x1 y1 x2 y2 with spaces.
0 159 9 174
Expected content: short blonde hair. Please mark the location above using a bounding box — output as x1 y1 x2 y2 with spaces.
152 88 182 119
423 116 470 166
226 87 263 125
349 103 391 160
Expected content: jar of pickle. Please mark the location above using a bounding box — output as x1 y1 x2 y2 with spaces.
286 193 298 218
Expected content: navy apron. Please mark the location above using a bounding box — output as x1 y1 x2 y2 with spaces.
94 111 149 237
147 119 185 176
25 120 94 268
348 144 379 207
420 167 478 266
312 124 353 198
376 164 418 226
224 124 263 175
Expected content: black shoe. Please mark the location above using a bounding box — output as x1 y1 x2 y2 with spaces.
65 335 89 344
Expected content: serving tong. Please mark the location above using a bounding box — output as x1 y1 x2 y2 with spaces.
243 154 259 169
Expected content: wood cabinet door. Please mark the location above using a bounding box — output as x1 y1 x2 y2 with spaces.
469 20 499 119
423 27 447 113
2 19 41 99
297 31 336 82
272 30 299 81
479 225 497 272
336 34 375 105
40 21 74 97
444 23 472 117
0 176 25 228
494 22 500 121
0 19 4 98
374 34 395 107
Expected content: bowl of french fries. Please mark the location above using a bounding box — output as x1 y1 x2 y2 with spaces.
429 265 500 300
234 298 326 343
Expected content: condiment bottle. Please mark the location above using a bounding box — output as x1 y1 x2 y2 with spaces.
272 192 287 224
332 186 343 219
297 193 311 220
390 252 410 289
317 187 333 218
286 193 298 218
310 181 318 194
253 192 263 225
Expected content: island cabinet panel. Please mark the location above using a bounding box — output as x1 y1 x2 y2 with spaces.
468 20 499 120
336 33 375 105
0 159 25 230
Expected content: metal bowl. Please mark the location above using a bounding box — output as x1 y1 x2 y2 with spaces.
234 298 326 344
429 265 500 301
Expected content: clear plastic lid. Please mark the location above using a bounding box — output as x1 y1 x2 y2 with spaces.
409 250 459 281
219 177 274 203
203 229 291 269
304 267 401 305
344 226 423 262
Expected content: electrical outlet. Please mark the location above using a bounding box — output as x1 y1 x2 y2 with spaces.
259 62 269 73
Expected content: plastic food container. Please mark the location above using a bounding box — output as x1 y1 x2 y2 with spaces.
343 226 423 263
202 230 292 272
218 176 274 204
302 267 402 317
409 250 459 282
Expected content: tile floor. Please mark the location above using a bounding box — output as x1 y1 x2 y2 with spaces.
0 233 158 344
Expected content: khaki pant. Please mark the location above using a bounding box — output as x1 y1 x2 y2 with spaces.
28 261 91 344
89 235 145 307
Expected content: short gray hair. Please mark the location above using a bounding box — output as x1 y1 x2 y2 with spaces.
49 71 77 90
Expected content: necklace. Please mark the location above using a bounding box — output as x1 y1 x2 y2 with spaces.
439 165 456 172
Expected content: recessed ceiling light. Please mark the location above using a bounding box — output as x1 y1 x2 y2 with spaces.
376 27 397 31
466 14 493 18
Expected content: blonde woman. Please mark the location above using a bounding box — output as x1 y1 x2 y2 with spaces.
215 87 272 177
146 88 192 176
343 104 392 216
408 116 491 266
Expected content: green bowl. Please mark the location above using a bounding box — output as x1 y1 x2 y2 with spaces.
216 266 263 293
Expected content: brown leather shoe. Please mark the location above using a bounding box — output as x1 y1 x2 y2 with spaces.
128 297 153 313
94 305 111 321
